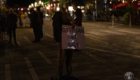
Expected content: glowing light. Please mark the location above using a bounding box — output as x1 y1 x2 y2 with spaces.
57 7 60 11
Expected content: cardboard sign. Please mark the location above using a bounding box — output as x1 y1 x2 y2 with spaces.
62 25 85 49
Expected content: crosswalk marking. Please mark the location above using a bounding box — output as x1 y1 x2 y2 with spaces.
115 29 140 34
24 36 32 44
86 47 140 58
17 41 21 46
5 64 11 80
100 30 126 35
45 33 54 38
24 57 39 80
38 51 52 64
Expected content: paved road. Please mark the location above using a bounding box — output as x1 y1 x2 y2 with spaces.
0 18 140 80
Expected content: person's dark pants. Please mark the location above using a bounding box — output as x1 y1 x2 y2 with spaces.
39 25 43 38
8 28 16 43
19 19 22 27
57 42 73 76
33 27 40 41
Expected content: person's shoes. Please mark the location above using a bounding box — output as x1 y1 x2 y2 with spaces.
14 42 18 45
40 38 43 41
56 76 63 80
32 40 38 42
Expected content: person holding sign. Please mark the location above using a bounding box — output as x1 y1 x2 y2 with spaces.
52 0 76 80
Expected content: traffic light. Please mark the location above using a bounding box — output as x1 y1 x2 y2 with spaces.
21 8 24 11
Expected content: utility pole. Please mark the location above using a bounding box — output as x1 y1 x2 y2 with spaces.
0 0 2 9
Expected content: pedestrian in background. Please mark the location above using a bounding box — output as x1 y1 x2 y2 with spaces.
21 12 25 27
49 10 53 21
24 11 28 20
7 9 18 44
52 0 75 79
30 8 41 42
18 11 22 27
72 2 82 26
0 10 7 43
37 7 44 41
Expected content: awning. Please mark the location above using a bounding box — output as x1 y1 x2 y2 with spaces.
115 1 138 10
115 2 130 8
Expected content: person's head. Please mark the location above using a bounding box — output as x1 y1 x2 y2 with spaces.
30 8 34 13
10 10 13 13
72 2 78 10
59 0 69 10
59 0 70 20
37 7 41 11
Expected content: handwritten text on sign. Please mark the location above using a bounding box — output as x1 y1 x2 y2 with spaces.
62 25 85 49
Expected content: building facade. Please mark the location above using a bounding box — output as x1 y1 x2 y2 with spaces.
0 0 6 9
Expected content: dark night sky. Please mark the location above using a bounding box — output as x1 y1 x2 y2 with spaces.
7 0 35 7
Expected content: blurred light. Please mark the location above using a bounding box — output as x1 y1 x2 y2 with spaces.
27 8 29 10
35 2 37 7
34 8 36 10
122 0 124 3
82 10 84 12
78 6 80 8
57 7 60 11
39 1 42 4
47 7 49 10
51 7 53 10
28 12 30 14
21 8 24 11
31 3 34 6
45 14 49 16
42 2 43 5
68 6 73 11
110 1 112 4
51 4 53 6
18 8 20 10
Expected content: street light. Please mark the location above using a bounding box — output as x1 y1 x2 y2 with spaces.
31 3 34 7
39 1 42 5
35 2 37 7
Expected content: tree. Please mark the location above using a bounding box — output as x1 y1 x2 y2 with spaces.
85 1 94 15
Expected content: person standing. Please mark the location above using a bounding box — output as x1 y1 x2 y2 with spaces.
7 10 18 44
37 7 44 41
21 12 25 27
0 10 7 43
18 11 22 27
24 11 28 20
72 2 82 26
52 0 75 79
30 9 41 42
49 10 53 21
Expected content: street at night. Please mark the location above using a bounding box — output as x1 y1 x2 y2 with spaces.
0 18 140 80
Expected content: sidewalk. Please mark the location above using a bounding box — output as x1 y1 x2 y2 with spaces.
82 20 140 29
0 18 139 80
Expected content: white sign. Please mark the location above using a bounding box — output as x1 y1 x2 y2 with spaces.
62 25 85 49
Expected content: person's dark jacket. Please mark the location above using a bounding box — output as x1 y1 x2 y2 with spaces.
52 11 71 42
30 11 41 28
37 11 44 25
75 8 82 26
7 13 18 28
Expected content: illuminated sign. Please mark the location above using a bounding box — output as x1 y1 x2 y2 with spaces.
43 1 49 5
62 25 85 49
